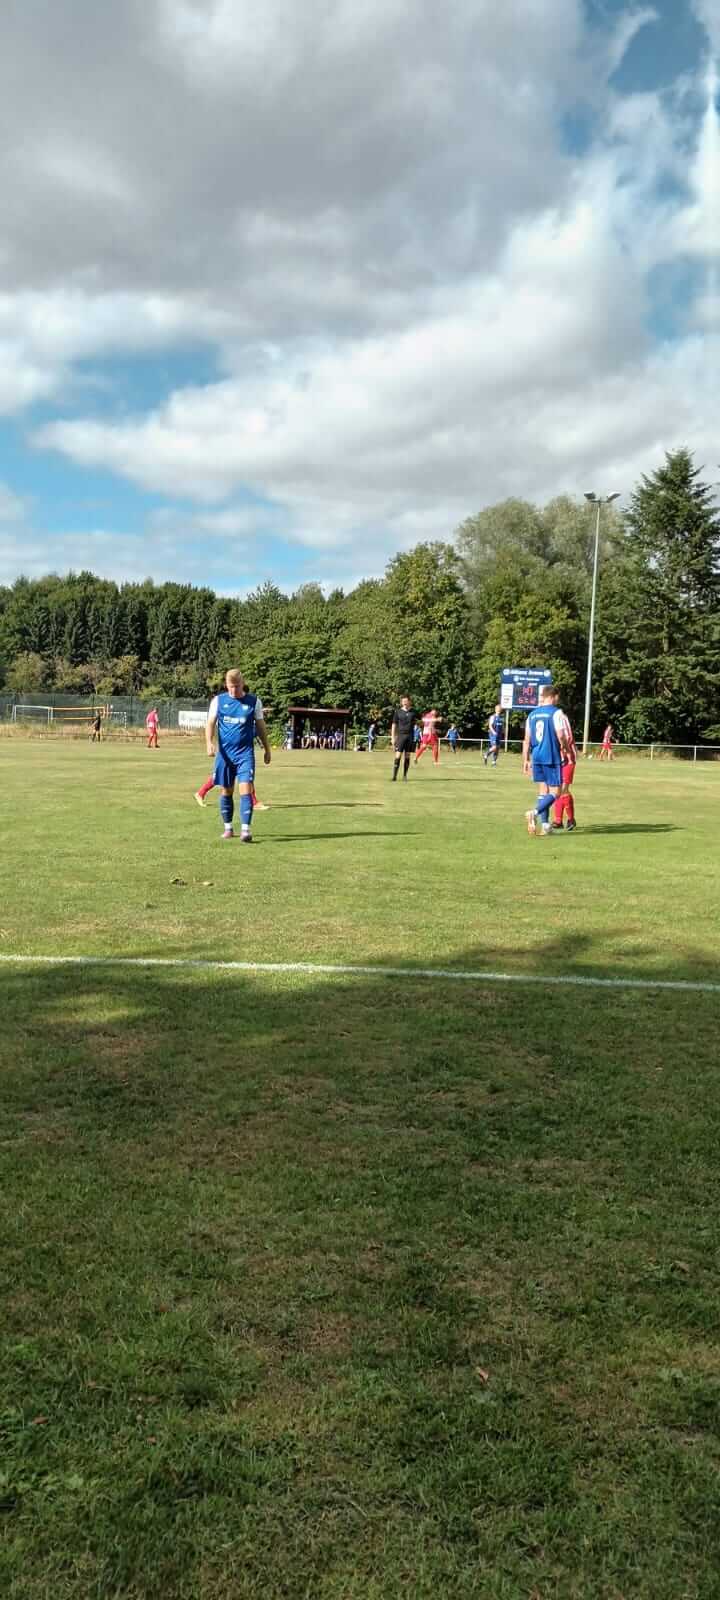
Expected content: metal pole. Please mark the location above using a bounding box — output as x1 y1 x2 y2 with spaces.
504 709 509 753
582 499 602 756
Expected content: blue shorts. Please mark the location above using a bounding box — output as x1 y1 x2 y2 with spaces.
214 750 255 789
532 760 562 788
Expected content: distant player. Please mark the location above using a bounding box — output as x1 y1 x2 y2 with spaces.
194 774 268 811
598 723 615 761
413 722 422 750
483 705 504 767
522 686 569 836
552 694 577 832
146 707 159 748
414 709 441 765
367 720 377 752
391 695 415 782
90 711 103 744
446 723 459 754
205 669 271 842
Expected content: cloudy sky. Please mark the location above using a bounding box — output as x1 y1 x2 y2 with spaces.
0 0 718 594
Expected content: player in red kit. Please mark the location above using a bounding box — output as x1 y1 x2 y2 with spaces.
598 723 615 760
414 709 441 765
146 707 159 748
194 775 268 810
552 695 577 831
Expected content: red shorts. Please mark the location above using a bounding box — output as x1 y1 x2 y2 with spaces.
561 762 575 786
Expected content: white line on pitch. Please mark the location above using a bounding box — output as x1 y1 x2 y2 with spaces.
0 953 717 994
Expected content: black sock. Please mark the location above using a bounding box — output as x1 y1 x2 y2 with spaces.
403 755 410 778
392 757 400 781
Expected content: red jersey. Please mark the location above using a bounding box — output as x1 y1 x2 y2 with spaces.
421 712 438 741
557 711 577 765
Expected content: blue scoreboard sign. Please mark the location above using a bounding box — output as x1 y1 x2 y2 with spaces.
500 667 553 711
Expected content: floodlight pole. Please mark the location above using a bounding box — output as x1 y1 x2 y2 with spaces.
582 491 619 756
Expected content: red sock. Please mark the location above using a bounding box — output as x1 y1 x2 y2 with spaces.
566 793 575 823
198 776 214 799
553 794 565 825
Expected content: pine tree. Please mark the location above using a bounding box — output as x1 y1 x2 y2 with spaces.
626 448 719 606
595 451 720 741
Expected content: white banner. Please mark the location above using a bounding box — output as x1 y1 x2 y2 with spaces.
178 710 207 730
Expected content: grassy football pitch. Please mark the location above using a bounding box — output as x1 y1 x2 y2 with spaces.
2 740 720 1599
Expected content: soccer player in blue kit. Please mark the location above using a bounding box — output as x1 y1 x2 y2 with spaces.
205 668 271 842
483 704 504 766
522 685 569 836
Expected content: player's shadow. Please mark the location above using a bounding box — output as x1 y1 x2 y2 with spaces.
270 802 383 810
263 829 419 843
579 824 679 835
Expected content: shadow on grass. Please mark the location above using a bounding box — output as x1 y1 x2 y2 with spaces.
579 824 679 835
2 936 720 1598
270 802 383 810
261 830 419 843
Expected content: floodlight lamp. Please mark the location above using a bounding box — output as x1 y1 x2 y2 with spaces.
606 492 620 503
584 492 597 502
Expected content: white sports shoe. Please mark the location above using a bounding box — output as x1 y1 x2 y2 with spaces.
525 810 537 835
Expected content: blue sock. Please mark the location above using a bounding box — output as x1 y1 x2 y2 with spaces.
240 793 253 829
220 794 233 827
536 793 554 821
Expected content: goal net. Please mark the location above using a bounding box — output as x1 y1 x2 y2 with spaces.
11 703 115 732
11 704 54 724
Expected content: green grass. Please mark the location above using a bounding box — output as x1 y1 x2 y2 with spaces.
1 741 720 1598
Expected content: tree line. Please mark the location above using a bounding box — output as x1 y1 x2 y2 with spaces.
1 449 718 743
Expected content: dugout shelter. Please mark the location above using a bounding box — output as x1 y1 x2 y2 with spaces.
287 706 351 749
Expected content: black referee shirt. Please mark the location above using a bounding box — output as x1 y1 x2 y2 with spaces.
393 706 414 744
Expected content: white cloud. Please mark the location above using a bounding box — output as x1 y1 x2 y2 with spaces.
0 291 230 417
692 0 720 51
673 59 720 257
0 524 259 590
0 0 718 586
0 483 26 524
35 139 718 546
605 6 659 75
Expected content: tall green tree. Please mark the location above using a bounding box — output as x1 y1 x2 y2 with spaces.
7 651 46 693
594 451 720 742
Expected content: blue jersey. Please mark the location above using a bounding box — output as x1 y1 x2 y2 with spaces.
489 714 503 741
526 705 562 765
212 690 260 760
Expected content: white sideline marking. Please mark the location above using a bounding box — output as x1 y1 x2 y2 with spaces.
0 953 717 994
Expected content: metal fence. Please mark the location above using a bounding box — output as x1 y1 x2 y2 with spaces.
0 691 209 732
447 737 720 762
1 694 719 761
364 734 720 762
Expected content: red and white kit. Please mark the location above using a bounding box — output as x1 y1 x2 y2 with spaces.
415 711 440 764
553 710 577 826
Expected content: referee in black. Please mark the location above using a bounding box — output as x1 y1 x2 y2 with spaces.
391 695 415 782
